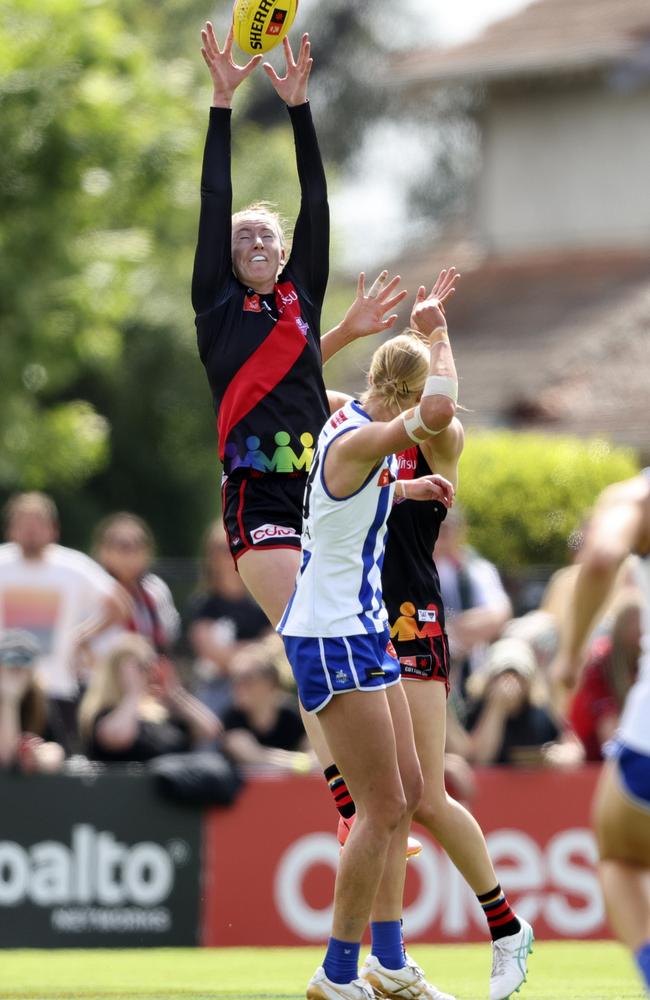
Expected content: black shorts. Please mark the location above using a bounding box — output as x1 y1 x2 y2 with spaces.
388 600 451 694
222 472 306 562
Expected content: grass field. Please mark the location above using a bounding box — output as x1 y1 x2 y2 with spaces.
0 942 644 1000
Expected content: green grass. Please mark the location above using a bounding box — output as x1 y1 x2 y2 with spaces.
0 942 644 1000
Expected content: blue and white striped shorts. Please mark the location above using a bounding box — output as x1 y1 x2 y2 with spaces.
282 627 401 714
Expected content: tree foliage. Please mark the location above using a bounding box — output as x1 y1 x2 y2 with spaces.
458 431 639 569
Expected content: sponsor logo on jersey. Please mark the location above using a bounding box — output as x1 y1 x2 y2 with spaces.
417 608 437 623
330 408 348 429
243 294 262 312
279 288 299 306
250 523 299 544
377 468 396 487
266 8 287 34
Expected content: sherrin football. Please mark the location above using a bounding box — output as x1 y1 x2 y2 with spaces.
232 0 298 55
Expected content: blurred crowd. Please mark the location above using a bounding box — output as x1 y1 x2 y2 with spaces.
0 491 641 805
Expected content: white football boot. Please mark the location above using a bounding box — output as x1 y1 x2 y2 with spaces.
360 953 456 1000
489 918 534 1000
307 966 376 1000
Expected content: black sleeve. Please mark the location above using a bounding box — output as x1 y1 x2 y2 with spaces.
284 102 329 311
191 107 234 317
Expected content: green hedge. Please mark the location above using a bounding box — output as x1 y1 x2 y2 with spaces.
457 430 639 569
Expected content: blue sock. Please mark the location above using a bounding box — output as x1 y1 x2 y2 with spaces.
323 937 360 984
636 941 650 990
370 920 406 970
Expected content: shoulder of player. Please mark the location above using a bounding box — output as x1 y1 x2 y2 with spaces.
195 276 251 327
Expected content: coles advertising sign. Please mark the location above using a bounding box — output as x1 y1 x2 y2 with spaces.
202 766 605 945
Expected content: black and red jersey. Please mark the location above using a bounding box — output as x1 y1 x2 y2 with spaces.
191 103 329 476
383 446 448 639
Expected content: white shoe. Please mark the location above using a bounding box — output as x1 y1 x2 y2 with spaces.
360 954 456 1000
307 966 376 1000
489 918 534 1000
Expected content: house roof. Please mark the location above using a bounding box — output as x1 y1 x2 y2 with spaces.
397 0 650 86
389 246 650 456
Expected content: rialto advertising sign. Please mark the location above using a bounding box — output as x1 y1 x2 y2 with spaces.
0 773 201 947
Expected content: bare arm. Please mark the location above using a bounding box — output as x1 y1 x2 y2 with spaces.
467 675 521 764
95 694 143 752
0 667 30 768
468 700 509 765
166 686 222 744
551 474 650 700
331 337 457 475
410 270 464 487
224 729 313 771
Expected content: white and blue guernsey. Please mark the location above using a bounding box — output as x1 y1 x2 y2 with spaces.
278 400 402 713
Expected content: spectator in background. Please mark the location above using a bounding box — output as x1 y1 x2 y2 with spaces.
222 642 312 773
434 505 512 699
79 634 221 763
465 637 583 767
188 523 270 718
568 592 641 761
0 492 127 753
93 513 180 654
0 630 64 773
502 610 559 677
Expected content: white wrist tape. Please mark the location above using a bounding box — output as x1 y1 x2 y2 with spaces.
423 375 458 403
402 404 443 442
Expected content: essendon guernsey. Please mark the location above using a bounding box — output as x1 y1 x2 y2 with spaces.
192 103 329 477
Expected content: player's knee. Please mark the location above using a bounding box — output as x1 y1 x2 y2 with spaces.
367 788 408 833
413 789 448 832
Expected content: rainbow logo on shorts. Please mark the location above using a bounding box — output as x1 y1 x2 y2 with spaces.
224 430 314 473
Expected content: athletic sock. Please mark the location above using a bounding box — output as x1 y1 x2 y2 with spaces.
477 884 521 941
370 920 406 970
323 937 360 984
635 941 650 990
324 763 356 819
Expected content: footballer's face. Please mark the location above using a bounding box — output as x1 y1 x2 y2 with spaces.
231 215 285 294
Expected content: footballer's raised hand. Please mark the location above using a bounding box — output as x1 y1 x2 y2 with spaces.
201 22 262 107
410 267 460 339
263 34 313 107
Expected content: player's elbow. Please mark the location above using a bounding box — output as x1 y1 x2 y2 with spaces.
420 396 456 433
582 540 626 578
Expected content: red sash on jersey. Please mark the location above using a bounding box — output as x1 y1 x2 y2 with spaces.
217 281 308 460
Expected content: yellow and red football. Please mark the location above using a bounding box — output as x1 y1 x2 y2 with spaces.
232 0 299 55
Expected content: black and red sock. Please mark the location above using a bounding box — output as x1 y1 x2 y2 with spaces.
324 764 356 820
477 884 521 941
